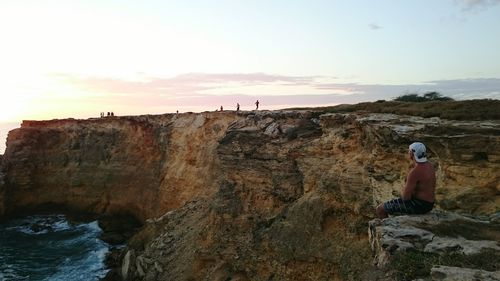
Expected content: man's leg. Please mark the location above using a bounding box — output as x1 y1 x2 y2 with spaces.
376 203 388 219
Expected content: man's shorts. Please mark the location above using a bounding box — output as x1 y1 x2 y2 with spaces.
383 197 434 215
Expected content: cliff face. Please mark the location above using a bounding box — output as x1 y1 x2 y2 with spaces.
0 113 234 220
0 111 499 280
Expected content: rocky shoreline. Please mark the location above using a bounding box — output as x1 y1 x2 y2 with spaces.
98 215 143 281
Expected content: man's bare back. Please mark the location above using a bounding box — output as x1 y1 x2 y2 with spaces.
402 162 436 203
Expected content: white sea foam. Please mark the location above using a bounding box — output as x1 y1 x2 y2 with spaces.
42 244 109 281
1 214 110 281
77 220 101 233
5 215 72 235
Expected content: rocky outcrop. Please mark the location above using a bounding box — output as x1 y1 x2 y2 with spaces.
0 113 235 220
118 112 499 281
369 210 500 280
0 111 499 280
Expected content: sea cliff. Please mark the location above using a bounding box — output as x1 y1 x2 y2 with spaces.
0 110 498 280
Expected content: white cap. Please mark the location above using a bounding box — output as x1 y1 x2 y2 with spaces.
409 142 428 163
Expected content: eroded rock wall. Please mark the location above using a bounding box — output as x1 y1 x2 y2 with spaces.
359 114 500 214
0 112 239 220
118 112 499 280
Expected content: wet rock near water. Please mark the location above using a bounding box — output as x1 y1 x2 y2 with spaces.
101 248 124 281
98 215 143 245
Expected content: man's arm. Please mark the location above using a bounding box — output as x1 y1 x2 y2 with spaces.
401 169 417 200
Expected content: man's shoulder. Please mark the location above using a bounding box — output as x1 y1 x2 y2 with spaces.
411 163 435 175
409 165 424 176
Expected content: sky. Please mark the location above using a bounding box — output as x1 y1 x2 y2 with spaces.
1 0 500 152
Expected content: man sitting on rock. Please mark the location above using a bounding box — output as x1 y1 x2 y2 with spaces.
376 142 436 219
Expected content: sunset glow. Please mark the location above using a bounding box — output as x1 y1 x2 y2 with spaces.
0 0 499 124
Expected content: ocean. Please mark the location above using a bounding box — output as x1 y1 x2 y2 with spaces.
0 122 21 155
0 215 109 281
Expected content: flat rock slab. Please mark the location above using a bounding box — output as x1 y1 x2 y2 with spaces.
369 210 500 268
431 266 500 281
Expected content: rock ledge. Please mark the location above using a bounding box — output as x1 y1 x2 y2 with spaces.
369 210 500 280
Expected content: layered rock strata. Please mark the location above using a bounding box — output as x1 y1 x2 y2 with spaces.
0 111 499 280
0 113 234 220
369 210 500 280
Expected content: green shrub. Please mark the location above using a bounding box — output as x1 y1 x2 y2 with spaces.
394 92 454 102
394 94 427 102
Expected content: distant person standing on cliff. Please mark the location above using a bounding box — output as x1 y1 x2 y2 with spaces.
376 142 436 219
255 100 259 110
236 103 240 112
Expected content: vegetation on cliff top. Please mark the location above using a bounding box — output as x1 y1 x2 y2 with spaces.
393 91 454 102
325 99 500 120
289 93 500 120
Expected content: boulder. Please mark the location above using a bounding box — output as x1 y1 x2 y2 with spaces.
369 210 500 280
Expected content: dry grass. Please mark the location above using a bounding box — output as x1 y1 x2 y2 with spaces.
289 99 500 120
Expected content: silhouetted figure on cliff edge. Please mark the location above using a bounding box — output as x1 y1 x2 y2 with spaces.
255 100 259 110
376 142 436 219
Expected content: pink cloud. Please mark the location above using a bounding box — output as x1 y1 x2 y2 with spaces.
166 72 315 84
53 73 500 112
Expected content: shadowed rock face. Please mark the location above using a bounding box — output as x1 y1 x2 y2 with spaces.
0 111 499 280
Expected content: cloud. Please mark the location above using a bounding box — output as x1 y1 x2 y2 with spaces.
368 23 383 30
168 73 314 84
455 0 500 11
424 78 500 99
54 73 500 113
55 72 316 96
314 78 500 100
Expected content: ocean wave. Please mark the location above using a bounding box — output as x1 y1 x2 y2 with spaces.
76 220 101 233
0 214 109 281
4 215 72 235
0 265 31 281
42 246 109 281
